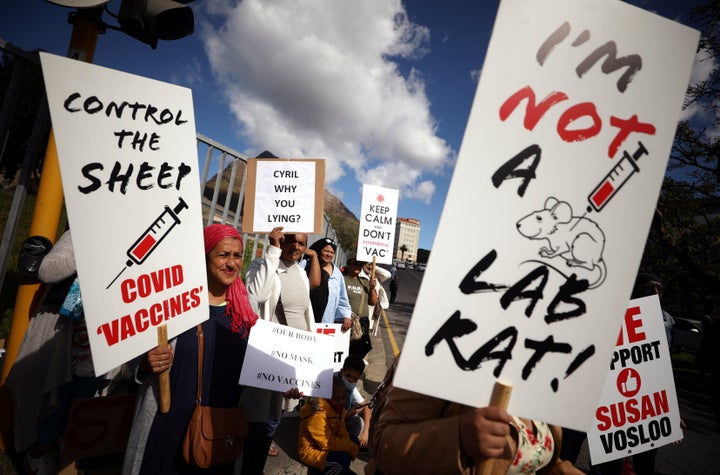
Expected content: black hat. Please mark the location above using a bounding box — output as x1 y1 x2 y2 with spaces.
346 251 367 265
310 237 337 254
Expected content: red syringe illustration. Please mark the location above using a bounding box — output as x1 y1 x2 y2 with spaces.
586 141 649 213
106 197 189 289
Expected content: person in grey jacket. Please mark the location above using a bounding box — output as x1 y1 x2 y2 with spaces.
241 226 316 475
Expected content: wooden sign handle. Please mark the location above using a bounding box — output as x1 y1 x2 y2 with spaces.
157 325 171 413
475 380 512 475
370 256 379 335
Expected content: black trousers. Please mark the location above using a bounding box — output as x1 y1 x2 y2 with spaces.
349 317 372 358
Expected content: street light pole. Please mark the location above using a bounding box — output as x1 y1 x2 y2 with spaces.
0 6 102 452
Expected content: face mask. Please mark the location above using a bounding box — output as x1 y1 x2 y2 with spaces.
342 376 357 392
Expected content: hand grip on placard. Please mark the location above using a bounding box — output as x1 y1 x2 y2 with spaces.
475 380 513 475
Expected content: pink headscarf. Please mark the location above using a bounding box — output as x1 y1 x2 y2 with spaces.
203 224 258 334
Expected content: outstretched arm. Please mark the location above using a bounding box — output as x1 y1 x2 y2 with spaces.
305 248 321 289
244 227 284 303
371 386 510 474
38 231 76 283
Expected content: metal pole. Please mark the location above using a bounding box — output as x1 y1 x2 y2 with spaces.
0 6 102 452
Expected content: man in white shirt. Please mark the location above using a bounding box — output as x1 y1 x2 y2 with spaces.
242 226 318 475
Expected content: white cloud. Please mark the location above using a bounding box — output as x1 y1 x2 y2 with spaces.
171 56 205 88
198 0 452 201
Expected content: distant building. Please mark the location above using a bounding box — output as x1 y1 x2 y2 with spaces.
394 218 421 263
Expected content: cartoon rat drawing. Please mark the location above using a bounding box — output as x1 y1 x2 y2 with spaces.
516 196 607 288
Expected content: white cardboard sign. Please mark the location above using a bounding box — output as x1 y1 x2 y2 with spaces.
240 319 335 397
243 158 326 234
587 296 682 464
393 0 698 431
356 184 399 265
39 52 208 376
316 323 351 372
254 160 317 232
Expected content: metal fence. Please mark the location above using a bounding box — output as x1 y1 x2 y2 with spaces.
0 39 347 295
196 133 347 265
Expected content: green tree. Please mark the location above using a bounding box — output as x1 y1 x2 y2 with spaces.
640 2 720 316
0 50 47 185
399 244 408 261
329 218 359 252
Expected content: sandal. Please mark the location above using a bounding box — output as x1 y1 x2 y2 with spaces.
268 441 279 457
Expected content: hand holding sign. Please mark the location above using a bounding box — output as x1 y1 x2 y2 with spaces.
283 387 304 399
475 381 513 475
268 226 284 247
146 342 174 374
459 406 511 461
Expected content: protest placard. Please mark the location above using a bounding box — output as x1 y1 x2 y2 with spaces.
242 158 325 234
393 0 699 430
356 184 399 265
240 319 335 397
39 52 208 376
316 323 351 371
587 295 682 464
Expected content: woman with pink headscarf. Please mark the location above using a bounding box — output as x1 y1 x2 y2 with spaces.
123 224 258 475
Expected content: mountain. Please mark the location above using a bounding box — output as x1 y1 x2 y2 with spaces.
323 189 359 251
202 160 247 214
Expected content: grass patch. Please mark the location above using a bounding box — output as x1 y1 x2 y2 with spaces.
0 190 35 341
0 188 67 340
670 349 713 397
0 454 18 474
671 350 698 370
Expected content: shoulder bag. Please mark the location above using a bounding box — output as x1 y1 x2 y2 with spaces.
350 281 367 341
182 325 248 468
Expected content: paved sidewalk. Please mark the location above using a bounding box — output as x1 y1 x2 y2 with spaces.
260 325 388 475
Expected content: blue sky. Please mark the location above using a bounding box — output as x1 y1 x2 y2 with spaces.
0 0 708 249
